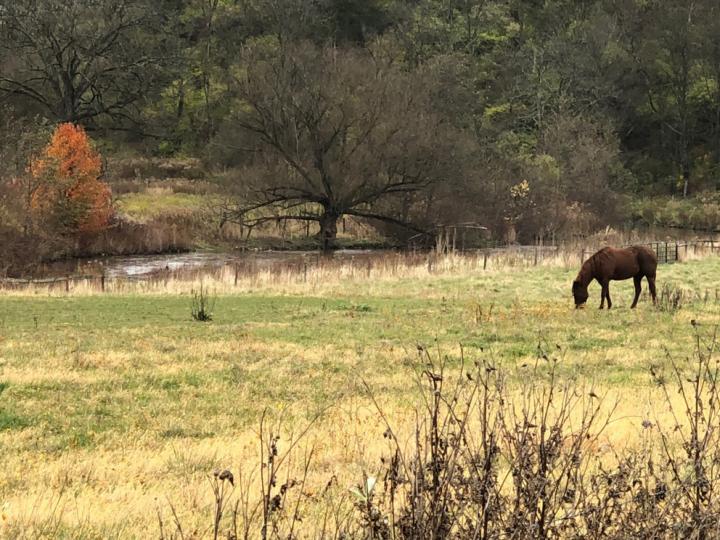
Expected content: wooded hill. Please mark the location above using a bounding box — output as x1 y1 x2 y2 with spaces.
2 0 720 256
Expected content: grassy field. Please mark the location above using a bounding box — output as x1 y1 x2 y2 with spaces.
115 191 218 221
1 255 720 537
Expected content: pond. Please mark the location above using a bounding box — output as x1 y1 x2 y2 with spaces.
35 249 383 279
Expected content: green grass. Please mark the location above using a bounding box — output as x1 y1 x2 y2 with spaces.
1 257 720 537
1 261 719 441
115 191 217 221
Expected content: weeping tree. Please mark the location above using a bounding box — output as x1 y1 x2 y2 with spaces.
216 42 467 251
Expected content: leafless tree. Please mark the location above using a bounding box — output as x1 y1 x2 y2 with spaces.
216 42 467 251
0 0 157 124
0 108 52 274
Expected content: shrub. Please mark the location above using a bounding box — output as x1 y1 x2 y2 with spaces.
30 123 112 234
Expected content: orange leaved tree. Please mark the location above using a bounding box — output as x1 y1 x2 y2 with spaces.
30 123 112 234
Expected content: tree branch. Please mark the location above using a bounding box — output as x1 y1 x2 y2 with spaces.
344 209 429 235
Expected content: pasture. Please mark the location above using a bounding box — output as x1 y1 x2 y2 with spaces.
1 253 720 538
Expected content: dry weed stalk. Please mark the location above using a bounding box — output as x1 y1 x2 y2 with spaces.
160 325 720 539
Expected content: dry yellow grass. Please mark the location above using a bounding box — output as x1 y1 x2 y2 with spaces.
1 250 720 537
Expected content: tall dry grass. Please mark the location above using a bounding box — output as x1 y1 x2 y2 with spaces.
2 240 718 297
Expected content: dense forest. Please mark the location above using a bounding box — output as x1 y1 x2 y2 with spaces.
2 0 720 267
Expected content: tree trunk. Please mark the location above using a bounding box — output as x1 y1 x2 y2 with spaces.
319 210 339 252
681 123 691 197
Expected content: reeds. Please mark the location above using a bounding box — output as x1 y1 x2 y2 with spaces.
3 241 718 297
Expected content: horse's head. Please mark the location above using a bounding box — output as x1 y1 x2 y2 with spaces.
572 280 588 308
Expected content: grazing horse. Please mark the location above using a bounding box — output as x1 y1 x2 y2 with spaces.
572 246 657 309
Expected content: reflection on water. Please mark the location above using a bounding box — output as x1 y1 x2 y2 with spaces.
39 250 380 279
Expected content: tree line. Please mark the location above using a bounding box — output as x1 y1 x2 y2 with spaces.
2 0 720 254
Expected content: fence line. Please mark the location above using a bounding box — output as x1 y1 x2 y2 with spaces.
580 239 718 266
1 240 718 293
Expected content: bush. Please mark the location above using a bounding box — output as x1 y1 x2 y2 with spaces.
161 327 720 538
632 194 720 231
30 123 112 234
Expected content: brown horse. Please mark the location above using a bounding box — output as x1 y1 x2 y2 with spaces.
572 246 657 309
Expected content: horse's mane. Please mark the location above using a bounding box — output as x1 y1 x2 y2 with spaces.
576 247 611 285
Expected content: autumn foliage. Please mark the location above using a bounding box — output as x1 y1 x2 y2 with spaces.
30 123 112 233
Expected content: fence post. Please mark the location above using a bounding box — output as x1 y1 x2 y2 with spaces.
303 262 308 283
483 252 488 270
65 276 70 293
534 247 538 266
101 274 105 292
234 264 239 286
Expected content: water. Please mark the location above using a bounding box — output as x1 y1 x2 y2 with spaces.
25 226 720 280
38 249 382 279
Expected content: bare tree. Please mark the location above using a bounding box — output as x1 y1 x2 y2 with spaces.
0 0 158 124
0 108 53 274
0 108 50 229
216 42 466 251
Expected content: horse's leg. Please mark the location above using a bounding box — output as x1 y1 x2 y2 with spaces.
631 275 642 308
648 274 657 304
599 279 609 309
